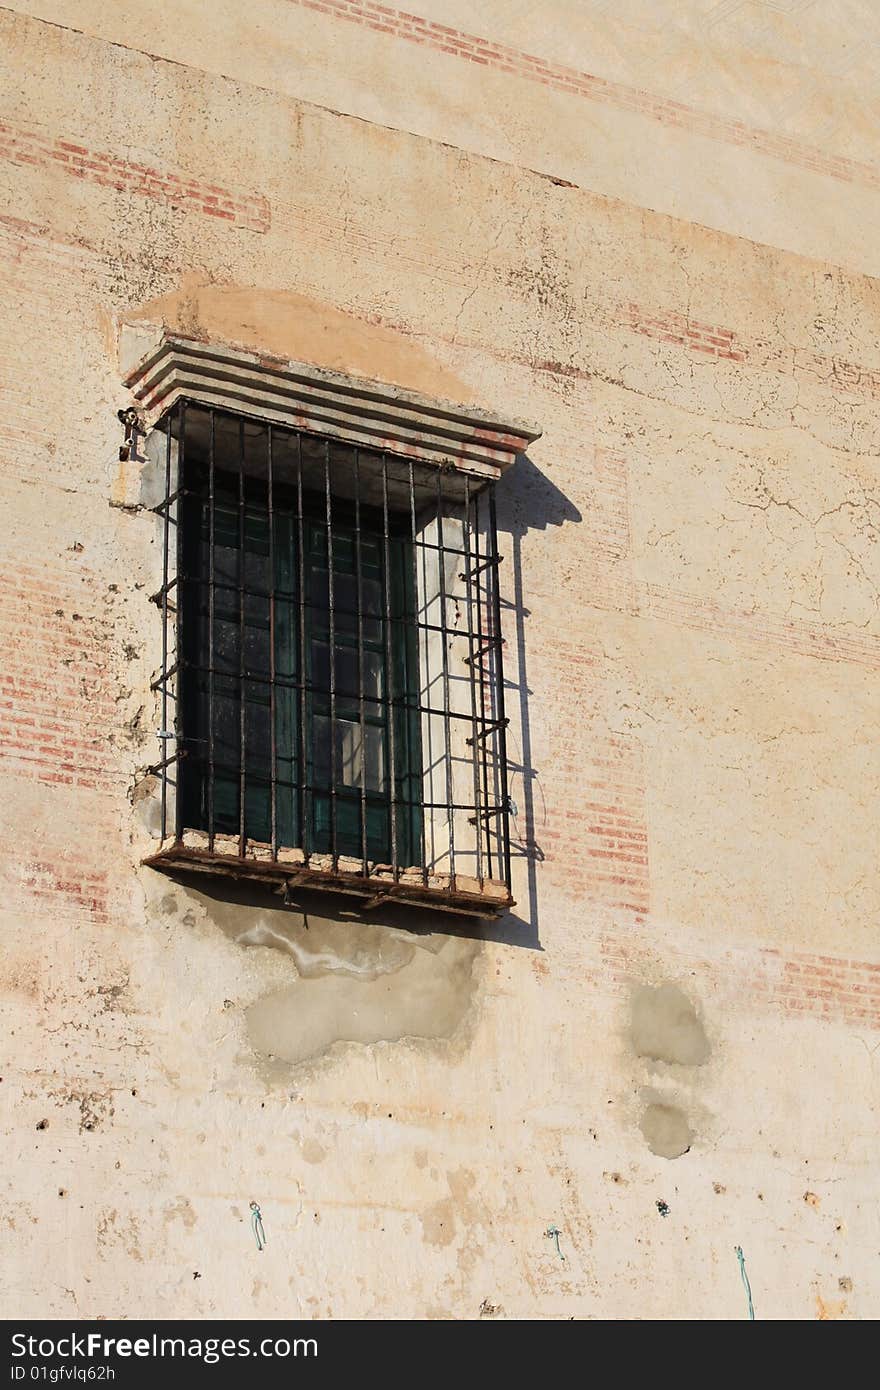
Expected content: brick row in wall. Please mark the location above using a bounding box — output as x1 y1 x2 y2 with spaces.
0 122 269 232
602 936 880 1032
582 447 637 615
792 349 880 405
0 215 102 488
612 303 880 406
17 860 112 926
768 951 880 1030
535 639 650 922
4 118 876 416
644 584 880 672
253 182 880 404
0 565 122 794
5 128 872 423
618 303 746 362
294 0 880 195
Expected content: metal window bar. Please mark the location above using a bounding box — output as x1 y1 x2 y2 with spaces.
409 456 429 889
472 487 493 880
146 401 512 908
435 466 456 888
159 408 173 839
267 422 277 859
207 408 216 853
324 437 339 871
295 432 308 865
237 416 246 858
461 475 483 887
353 449 369 878
488 486 512 892
381 452 399 884
173 400 187 841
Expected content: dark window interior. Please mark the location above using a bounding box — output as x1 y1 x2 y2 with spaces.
178 435 423 866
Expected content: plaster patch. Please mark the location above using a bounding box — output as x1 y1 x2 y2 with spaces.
233 916 417 981
299 1139 327 1164
640 1102 693 1159
246 933 479 1065
630 982 710 1066
173 880 481 1065
122 279 474 403
420 1168 476 1249
163 1197 196 1229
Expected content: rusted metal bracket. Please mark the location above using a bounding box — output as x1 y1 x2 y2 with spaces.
117 405 141 462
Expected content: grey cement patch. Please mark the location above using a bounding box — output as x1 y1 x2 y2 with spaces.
177 879 480 1065
233 913 420 981
630 982 710 1066
246 934 478 1065
640 1102 693 1158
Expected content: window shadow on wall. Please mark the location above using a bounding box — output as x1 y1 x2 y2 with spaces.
485 451 583 951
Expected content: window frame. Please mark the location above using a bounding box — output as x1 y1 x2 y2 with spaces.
178 457 423 868
126 339 540 919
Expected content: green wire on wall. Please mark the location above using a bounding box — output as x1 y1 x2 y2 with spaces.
735 1245 755 1319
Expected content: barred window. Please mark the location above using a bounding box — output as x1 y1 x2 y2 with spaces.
134 342 539 917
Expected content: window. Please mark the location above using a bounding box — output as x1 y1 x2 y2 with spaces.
177 418 422 869
132 338 539 916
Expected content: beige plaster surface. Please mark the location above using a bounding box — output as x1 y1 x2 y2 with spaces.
0 2 878 1319
6 0 880 275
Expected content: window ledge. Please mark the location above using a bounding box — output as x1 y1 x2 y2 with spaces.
144 831 514 919
123 331 541 481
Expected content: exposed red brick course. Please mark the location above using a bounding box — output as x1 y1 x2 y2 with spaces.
19 860 111 925
619 303 746 363
602 936 880 1031
536 639 650 922
644 584 880 673
0 121 269 232
293 0 880 194
792 348 880 404
0 565 122 794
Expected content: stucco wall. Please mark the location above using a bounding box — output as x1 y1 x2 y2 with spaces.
1 2 878 1319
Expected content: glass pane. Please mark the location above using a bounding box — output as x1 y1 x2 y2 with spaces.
312 716 386 792
213 684 240 775
361 649 385 706
212 615 237 675
244 604 270 676
244 684 270 773
327 529 381 576
213 530 238 583
310 642 384 704
333 573 383 643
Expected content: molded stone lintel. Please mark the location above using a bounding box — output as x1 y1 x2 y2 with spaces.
123 331 541 480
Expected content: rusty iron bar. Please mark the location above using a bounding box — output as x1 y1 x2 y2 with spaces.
487 487 512 891
353 448 369 878
173 399 186 842
156 403 512 904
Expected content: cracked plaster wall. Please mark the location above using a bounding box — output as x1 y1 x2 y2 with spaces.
1 2 878 1320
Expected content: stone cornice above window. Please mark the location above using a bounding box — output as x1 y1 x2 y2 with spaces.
123 332 541 480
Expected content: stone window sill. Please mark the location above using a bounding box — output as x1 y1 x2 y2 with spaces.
144 830 513 919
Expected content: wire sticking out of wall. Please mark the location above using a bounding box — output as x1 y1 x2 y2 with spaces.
544 1225 565 1260
735 1245 755 1319
250 1201 266 1252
